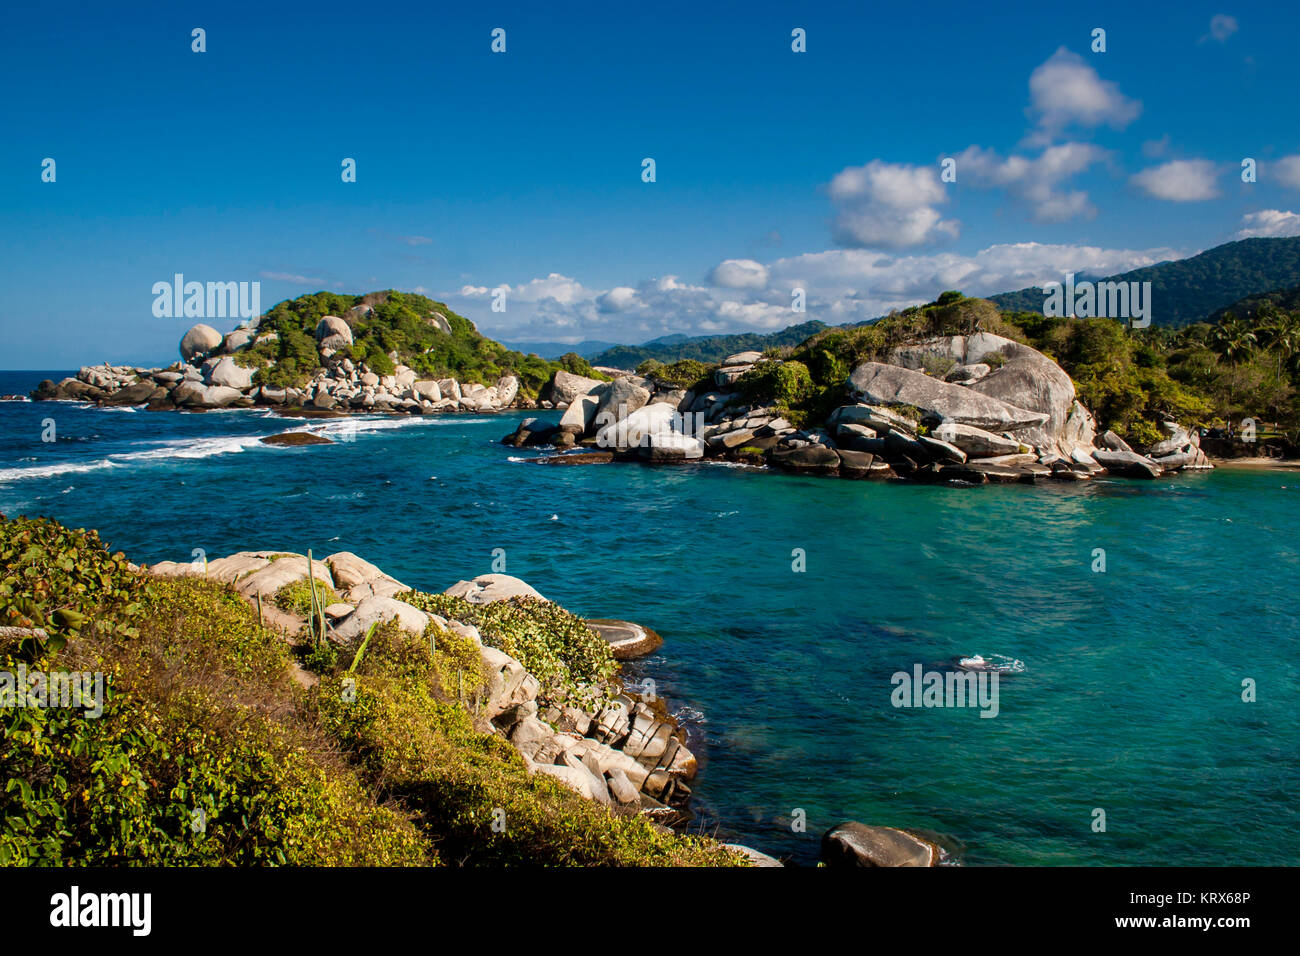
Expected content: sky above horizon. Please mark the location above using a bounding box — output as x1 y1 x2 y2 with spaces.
3 0 1299 368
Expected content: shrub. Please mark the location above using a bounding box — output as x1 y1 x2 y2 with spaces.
274 578 340 616
397 592 616 693
0 514 150 655
647 359 714 390
0 566 427 866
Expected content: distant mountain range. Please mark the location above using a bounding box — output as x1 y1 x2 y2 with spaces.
497 339 620 360
586 321 830 368
990 236 1300 327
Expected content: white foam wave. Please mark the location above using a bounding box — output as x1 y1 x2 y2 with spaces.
0 432 267 482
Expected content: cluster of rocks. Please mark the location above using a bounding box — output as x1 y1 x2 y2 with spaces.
31 316 520 415
505 333 1214 483
147 552 699 820
1094 425 1214 478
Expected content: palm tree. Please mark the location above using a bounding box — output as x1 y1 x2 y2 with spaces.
1258 310 1300 383
1209 315 1258 363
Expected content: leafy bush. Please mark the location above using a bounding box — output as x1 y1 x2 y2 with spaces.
738 361 813 408
0 514 151 656
397 592 616 693
274 578 340 616
558 352 607 379
921 355 957 378
646 359 714 390
1 564 426 866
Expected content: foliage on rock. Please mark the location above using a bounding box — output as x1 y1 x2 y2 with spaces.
398 591 617 693
274 577 339 617
245 290 564 399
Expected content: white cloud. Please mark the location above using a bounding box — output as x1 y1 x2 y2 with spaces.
445 241 1185 346
596 286 640 312
956 143 1108 221
1233 209 1300 239
1272 155 1300 190
827 160 960 248
1202 15 1239 43
1027 47 1141 142
1131 159 1221 201
709 258 770 289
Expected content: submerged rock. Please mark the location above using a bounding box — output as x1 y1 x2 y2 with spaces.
261 431 332 446
821 822 937 867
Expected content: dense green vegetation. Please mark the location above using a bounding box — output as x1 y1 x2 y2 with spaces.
399 591 617 695
274 577 339 617
989 236 1300 328
634 358 714 390
591 320 829 368
0 515 741 867
236 290 567 400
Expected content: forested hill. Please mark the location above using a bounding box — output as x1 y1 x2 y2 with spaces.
989 236 1300 327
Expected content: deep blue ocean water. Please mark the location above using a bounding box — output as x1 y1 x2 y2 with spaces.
2 370 1297 866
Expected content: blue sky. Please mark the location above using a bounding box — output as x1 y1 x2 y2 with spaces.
2 0 1299 367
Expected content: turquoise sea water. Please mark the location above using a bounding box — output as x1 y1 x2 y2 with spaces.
2 370 1297 866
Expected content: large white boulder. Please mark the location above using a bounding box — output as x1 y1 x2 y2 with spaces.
847 362 1048 432
333 596 429 643
234 553 335 600
481 645 540 718
315 316 353 351
930 422 1024 458
326 551 411 603
444 574 546 605
548 369 605 406
180 324 223 361
594 401 678 449
495 375 519 406
559 386 607 436
206 356 255 390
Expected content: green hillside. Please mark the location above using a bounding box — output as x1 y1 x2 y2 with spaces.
990 237 1300 327
235 290 596 399
1208 283 1300 323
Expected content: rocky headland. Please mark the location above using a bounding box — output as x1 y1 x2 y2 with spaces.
507 327 1215 484
32 317 524 416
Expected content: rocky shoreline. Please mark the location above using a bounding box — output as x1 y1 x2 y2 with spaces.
145 546 936 867
30 317 1217 486
505 335 1218 484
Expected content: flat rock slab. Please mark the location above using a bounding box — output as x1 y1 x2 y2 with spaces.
261 431 332 446
848 362 1049 432
587 619 664 660
536 451 616 465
